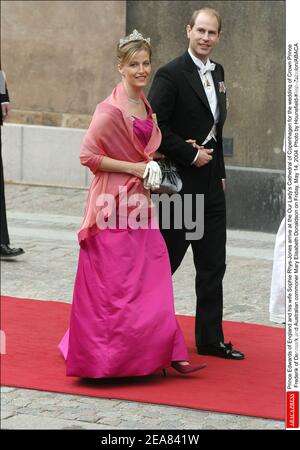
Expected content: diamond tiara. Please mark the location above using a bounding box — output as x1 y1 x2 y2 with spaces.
119 29 150 48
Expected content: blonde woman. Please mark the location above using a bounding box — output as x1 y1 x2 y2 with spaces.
59 31 206 378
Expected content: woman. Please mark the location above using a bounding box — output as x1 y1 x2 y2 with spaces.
58 30 206 378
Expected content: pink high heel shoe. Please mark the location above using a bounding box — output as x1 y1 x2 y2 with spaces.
162 361 207 376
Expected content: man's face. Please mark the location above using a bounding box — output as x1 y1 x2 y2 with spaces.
186 12 221 62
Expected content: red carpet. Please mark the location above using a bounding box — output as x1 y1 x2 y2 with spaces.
0 296 284 420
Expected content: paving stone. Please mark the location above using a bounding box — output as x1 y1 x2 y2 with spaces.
118 420 144 429
97 417 123 427
74 411 104 423
155 421 186 429
1 409 15 420
10 399 32 408
1 387 17 393
1 413 112 430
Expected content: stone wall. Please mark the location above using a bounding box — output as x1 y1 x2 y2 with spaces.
2 0 126 129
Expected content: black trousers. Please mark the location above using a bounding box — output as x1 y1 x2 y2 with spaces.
158 139 226 346
0 129 9 244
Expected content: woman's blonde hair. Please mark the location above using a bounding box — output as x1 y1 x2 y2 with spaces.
117 40 152 65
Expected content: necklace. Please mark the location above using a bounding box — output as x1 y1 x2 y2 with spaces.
127 97 141 105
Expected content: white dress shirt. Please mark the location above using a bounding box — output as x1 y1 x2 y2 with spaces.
188 49 219 125
188 49 220 164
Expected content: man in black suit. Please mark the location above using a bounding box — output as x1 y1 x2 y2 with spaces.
149 7 244 359
0 69 24 258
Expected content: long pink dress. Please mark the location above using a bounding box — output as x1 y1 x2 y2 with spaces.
58 88 188 379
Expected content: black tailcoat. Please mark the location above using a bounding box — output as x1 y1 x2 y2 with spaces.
148 51 228 345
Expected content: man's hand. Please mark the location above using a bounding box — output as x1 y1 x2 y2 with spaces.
1 103 10 121
186 139 198 148
152 151 166 160
221 179 226 191
186 139 213 167
193 148 213 167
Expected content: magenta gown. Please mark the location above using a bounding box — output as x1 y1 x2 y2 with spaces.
58 114 189 378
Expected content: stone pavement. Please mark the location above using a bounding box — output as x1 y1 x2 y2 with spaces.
1 183 285 430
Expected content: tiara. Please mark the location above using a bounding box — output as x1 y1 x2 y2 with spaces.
118 29 150 48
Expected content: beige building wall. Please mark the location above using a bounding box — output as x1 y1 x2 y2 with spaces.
2 0 126 128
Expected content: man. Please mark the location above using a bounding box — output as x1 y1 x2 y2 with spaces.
0 69 25 258
148 7 244 359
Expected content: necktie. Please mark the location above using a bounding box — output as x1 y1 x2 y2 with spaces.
196 61 216 88
199 61 216 76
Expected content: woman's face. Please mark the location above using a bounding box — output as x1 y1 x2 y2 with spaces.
119 50 151 89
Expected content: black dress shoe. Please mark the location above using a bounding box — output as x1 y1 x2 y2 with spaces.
197 341 245 360
0 244 25 258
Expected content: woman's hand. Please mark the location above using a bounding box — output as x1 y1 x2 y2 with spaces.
143 161 162 190
129 162 148 179
128 161 162 189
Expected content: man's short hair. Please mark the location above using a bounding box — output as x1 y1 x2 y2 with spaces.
188 7 222 33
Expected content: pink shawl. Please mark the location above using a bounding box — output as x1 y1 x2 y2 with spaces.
78 81 162 243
